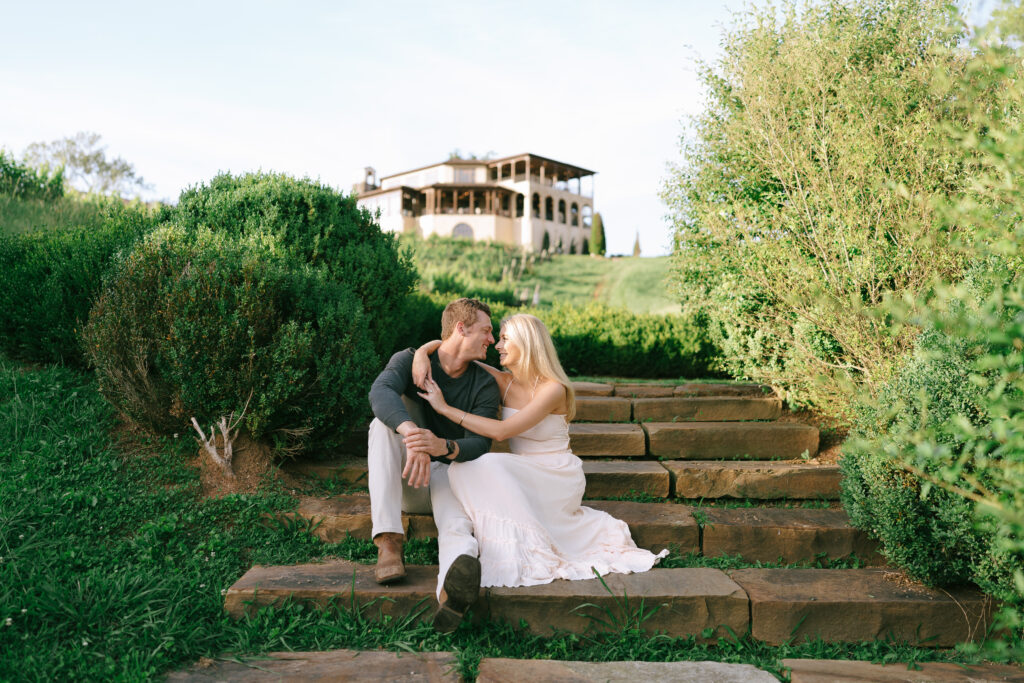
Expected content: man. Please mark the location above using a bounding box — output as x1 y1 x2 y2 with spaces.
367 297 500 632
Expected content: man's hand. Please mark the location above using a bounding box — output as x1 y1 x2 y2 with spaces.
402 427 447 458
412 350 433 390
402 448 432 488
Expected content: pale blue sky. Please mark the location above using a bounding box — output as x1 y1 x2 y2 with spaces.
0 1 986 255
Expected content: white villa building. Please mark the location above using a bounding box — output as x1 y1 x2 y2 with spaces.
354 153 595 252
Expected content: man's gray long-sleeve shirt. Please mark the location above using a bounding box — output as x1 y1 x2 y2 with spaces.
368 349 500 463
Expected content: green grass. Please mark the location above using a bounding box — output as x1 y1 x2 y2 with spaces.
521 255 682 315
1 357 1015 680
0 193 111 236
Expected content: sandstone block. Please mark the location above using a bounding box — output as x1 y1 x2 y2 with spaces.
570 423 646 456
633 397 782 422
701 508 883 565
645 422 819 460
572 381 614 396
478 658 776 682
483 568 748 639
574 396 632 422
613 384 675 398
584 500 698 552
783 658 1024 682
582 460 670 498
676 383 773 397
731 568 996 646
284 456 368 484
167 649 459 681
665 461 841 500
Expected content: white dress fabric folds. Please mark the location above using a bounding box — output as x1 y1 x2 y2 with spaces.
448 408 668 588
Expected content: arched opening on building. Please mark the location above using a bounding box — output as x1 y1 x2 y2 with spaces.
569 239 577 254
516 193 524 217
571 203 579 226
582 204 593 229
558 199 566 224
545 196 554 221
532 193 541 218
582 238 590 255
452 223 474 240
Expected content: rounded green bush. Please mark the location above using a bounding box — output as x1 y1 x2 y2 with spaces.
83 225 377 450
840 328 1017 598
173 173 417 357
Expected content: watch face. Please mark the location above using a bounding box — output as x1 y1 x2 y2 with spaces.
445 439 455 455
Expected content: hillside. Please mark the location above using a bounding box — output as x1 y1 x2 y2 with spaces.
521 255 681 314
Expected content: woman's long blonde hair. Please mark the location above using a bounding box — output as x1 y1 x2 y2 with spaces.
501 313 576 421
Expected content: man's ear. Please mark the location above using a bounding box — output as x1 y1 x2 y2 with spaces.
455 321 465 337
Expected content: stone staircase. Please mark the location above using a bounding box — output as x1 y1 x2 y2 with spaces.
225 381 997 648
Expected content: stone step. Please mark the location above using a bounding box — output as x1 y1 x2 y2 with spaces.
645 422 819 460
478 658 776 682
285 457 671 498
574 396 632 421
729 568 995 646
700 508 883 565
167 650 458 681
288 494 879 566
572 381 614 396
633 396 782 422
571 381 775 399
783 658 1024 682
225 564 994 645
570 423 646 456
612 384 675 398
676 382 774 397
225 562 750 640
664 461 841 500
289 494 699 553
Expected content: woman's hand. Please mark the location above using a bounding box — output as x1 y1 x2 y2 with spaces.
417 378 450 412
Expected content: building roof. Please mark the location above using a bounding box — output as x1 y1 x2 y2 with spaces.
379 153 595 182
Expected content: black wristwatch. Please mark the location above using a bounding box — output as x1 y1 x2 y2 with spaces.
444 439 457 457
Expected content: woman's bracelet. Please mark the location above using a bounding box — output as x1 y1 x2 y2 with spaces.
458 410 467 425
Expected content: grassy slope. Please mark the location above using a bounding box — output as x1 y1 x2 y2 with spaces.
521 255 681 315
0 356 996 680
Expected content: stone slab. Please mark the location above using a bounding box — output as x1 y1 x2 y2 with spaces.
570 423 646 456
613 384 676 398
572 381 614 397
645 422 819 460
583 499 699 552
483 567 749 639
226 563 750 640
284 455 368 485
731 568 996 646
784 658 1024 682
701 508 883 565
633 397 782 422
291 493 696 552
167 649 459 681
574 396 632 422
478 658 776 682
665 460 841 500
676 383 773 397
582 460 671 498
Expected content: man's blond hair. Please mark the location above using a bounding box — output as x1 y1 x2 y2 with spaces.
441 298 492 340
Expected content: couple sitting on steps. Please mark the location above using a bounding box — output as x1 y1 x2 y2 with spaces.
367 297 667 632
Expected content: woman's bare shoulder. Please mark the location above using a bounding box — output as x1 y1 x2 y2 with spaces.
474 360 511 384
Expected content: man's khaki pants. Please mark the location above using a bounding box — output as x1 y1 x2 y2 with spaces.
368 399 477 598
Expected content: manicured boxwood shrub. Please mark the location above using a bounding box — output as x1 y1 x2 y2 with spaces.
174 173 417 357
840 327 1018 601
0 203 160 366
83 225 377 449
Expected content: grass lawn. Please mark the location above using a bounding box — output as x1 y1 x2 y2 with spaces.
522 255 681 315
0 356 1001 680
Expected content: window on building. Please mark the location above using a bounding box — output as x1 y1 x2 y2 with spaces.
452 223 474 240
455 168 475 183
545 196 554 221
516 194 524 217
571 203 579 226
532 193 541 218
558 199 566 224
582 204 593 228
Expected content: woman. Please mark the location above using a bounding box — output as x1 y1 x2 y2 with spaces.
413 313 666 589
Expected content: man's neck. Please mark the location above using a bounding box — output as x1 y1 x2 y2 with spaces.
436 340 470 378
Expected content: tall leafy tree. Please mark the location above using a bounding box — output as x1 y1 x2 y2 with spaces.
590 212 606 255
23 132 149 197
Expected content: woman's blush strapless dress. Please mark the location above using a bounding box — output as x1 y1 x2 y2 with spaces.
448 408 668 588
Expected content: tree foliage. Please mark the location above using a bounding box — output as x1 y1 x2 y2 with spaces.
23 132 149 197
662 0 974 417
590 212 606 256
0 151 63 202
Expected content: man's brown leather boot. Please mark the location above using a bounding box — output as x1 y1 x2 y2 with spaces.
373 532 406 584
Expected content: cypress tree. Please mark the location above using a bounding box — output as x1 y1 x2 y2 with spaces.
632 231 641 257
541 230 550 252
591 212 606 255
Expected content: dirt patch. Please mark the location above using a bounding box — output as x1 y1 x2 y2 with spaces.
776 409 848 466
196 430 301 497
